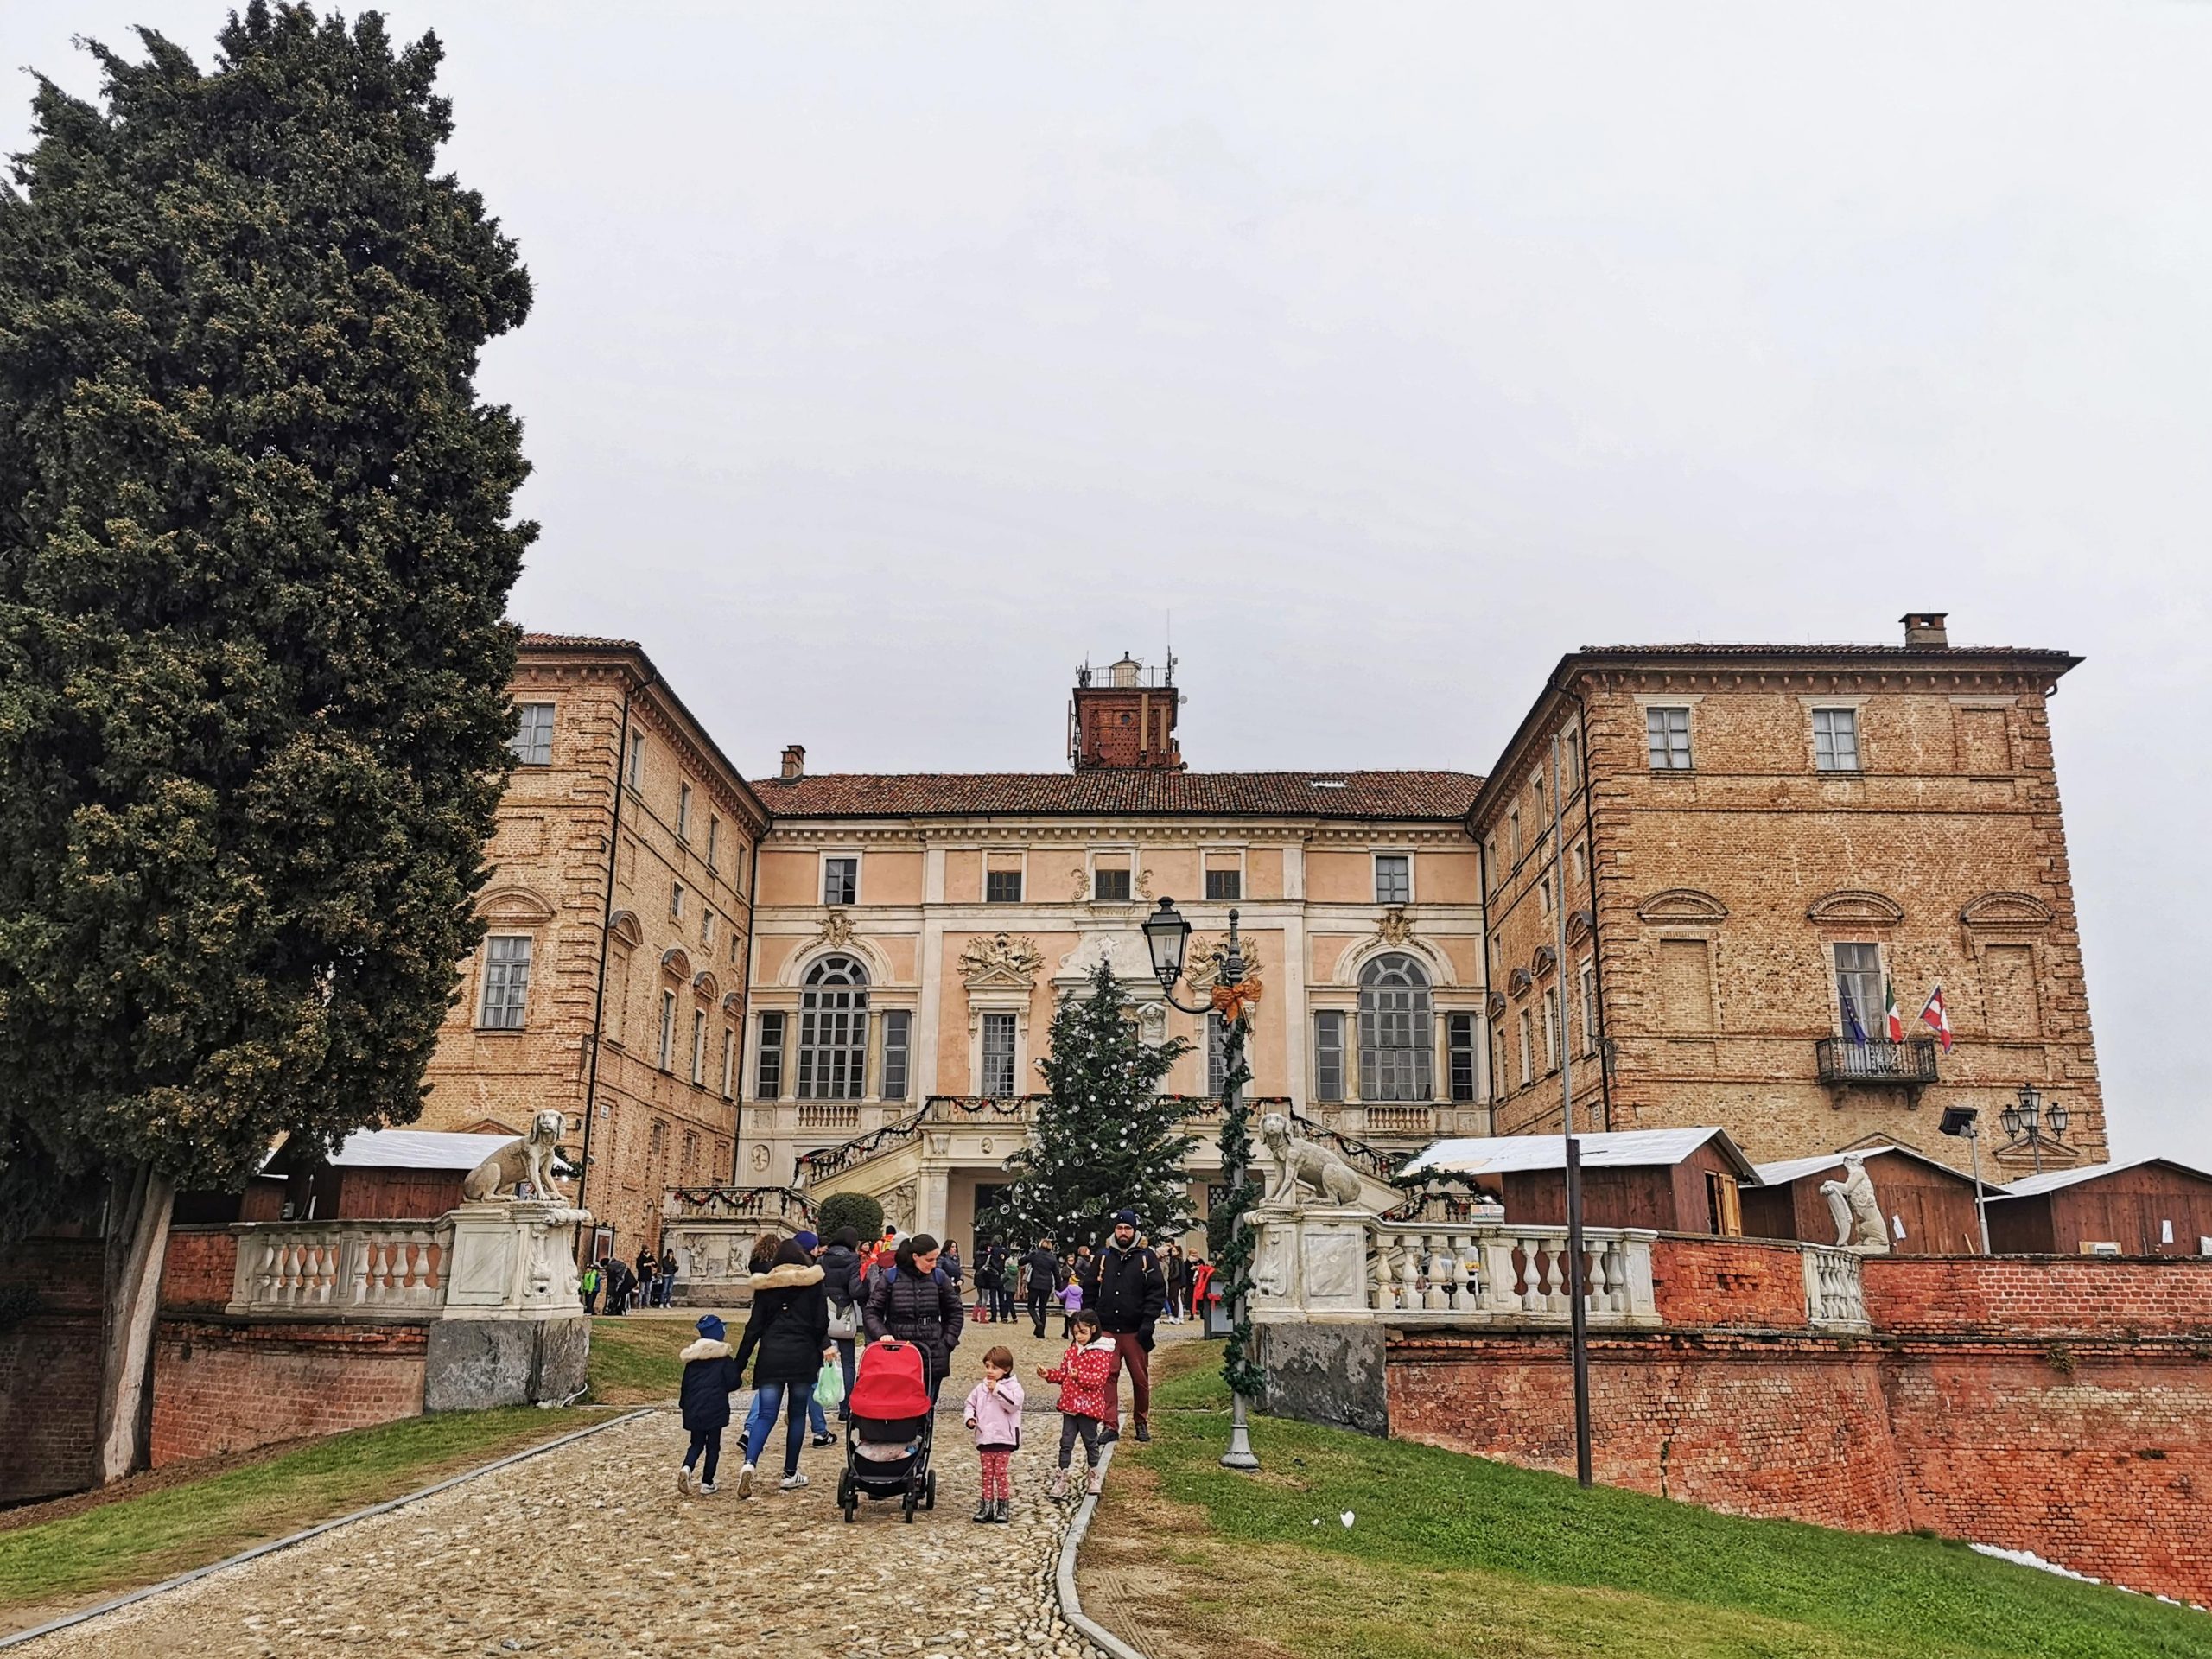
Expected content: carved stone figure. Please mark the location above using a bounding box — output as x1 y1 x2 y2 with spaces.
1818 1154 1891 1253
461 1109 570 1202
1189 936 1263 988
1258 1111 1364 1211
812 910 857 950
957 931 1045 986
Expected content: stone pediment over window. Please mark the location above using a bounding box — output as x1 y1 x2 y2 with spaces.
476 885 556 925
1805 889 1904 925
1507 966 1532 996
607 909 644 949
721 991 745 1017
958 931 1045 989
1532 944 1558 976
1637 888 1729 923
1565 906 1595 944
1486 991 1508 1022
660 945 693 978
692 970 720 1001
1960 891 2053 930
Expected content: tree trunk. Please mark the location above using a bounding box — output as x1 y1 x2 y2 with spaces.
95 1163 175 1484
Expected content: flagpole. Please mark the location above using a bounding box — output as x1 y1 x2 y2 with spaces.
1554 732 1592 1489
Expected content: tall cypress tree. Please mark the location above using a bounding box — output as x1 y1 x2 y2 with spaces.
0 4 532 1479
1000 960 1195 1252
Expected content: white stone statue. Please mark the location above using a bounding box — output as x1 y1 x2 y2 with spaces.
461 1109 571 1203
1818 1154 1891 1254
1258 1112 1365 1211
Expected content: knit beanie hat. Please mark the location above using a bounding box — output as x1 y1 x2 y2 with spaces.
695 1314 726 1341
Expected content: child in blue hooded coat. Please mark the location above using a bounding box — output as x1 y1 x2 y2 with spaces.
677 1313 742 1495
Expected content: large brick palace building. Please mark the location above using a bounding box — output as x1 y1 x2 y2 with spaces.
418 614 2106 1256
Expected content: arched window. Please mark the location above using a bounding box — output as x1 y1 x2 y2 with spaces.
1358 953 1433 1102
798 955 869 1099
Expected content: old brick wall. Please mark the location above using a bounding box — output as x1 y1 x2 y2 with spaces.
0 1238 104 1503
1863 1254 2212 1338
149 1319 429 1465
1650 1236 1811 1327
159 1224 238 1313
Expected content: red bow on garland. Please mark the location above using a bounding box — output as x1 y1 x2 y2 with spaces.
1209 978 1264 1026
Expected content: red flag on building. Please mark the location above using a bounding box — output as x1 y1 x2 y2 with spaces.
1919 984 1953 1052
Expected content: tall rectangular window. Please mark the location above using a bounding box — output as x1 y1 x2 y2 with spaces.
677 781 693 842
478 937 532 1029
981 1013 1017 1096
706 814 719 868
1374 855 1411 904
1311 1010 1346 1103
670 881 684 920
658 988 677 1070
755 1011 785 1097
690 1008 707 1085
823 856 858 906
1833 943 1884 1042
1205 868 1242 901
1580 960 1599 1054
1565 727 1582 791
1509 810 1522 861
721 1027 736 1098
626 729 645 789
1517 1010 1533 1085
702 910 716 950
1646 706 1693 770
1446 1013 1477 1102
1206 1013 1228 1096
1093 866 1132 901
1541 990 1559 1070
881 1010 912 1101
1812 707 1860 772
509 703 555 766
986 868 1023 903
1659 938 1715 1032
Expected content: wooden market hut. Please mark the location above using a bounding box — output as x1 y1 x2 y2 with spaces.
1742 1144 1993 1255
1402 1128 1763 1236
279 1128 516 1221
1983 1159 2212 1257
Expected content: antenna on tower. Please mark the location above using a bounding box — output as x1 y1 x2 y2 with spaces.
1165 611 1177 685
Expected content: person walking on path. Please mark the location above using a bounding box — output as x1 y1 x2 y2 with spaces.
1082 1208 1166 1441
731 1239 833 1497
1039 1311 1115 1499
862 1231 963 1403
632 1245 655 1311
1058 1273 1084 1338
676 1313 742 1495
1022 1237 1061 1338
817 1227 864 1414
658 1247 678 1308
974 1237 1002 1322
1163 1244 1190 1323
580 1258 601 1316
786 1230 839 1446
963 1344 1025 1523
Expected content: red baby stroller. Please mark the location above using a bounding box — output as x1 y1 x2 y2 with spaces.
838 1338 938 1523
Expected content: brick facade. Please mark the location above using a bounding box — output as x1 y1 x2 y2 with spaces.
416 639 769 1259
1382 1243 2212 1605
0 1238 105 1503
150 1319 429 1465
1475 625 2105 1178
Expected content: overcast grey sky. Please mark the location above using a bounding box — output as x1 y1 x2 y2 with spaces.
8 4 2209 1166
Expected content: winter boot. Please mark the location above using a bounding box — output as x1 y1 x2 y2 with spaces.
992 1497 1012 1522
1085 1464 1106 1497
972 1497 994 1523
1046 1469 1069 1499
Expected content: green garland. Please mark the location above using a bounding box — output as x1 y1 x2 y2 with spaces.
1213 1008 1267 1401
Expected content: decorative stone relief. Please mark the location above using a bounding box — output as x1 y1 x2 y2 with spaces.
1188 935 1264 990
879 1182 917 1235
1372 906 1415 947
813 910 857 949
749 1144 770 1173
958 931 1045 988
1136 1003 1169 1046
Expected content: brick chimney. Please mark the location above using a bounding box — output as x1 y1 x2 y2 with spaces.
780 743 805 780
1901 612 1949 648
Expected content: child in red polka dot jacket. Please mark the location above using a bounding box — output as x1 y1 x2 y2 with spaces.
1038 1309 1116 1498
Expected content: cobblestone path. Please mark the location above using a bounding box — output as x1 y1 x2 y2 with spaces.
22 1315 1188 1659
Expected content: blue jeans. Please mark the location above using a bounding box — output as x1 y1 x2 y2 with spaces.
834 1338 856 1419
744 1380 811 1478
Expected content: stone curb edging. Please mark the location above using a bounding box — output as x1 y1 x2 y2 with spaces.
0 1408 656 1652
1055 1440 1151 1659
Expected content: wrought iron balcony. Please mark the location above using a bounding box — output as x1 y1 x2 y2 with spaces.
1815 1037 1938 1086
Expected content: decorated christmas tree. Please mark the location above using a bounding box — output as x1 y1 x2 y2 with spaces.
1000 958 1195 1251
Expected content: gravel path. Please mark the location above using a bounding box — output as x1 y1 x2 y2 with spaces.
18 1316 1185 1659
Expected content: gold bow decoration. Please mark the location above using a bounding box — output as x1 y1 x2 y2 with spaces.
1209 978 1264 1027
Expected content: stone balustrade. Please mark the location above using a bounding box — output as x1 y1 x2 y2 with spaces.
1802 1243 1872 1331
229 1219 450 1317
1363 1222 1660 1326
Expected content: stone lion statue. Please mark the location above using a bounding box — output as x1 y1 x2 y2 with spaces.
1258 1112 1364 1210
1818 1154 1891 1253
462 1109 571 1203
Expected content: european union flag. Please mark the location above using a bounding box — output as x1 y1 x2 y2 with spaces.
1838 982 1870 1046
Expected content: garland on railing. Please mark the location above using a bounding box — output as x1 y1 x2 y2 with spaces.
1213 1008 1267 1402
794 1107 929 1180
666 1185 817 1217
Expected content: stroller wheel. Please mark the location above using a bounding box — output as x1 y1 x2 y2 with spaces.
842 1503 855 1523
924 1471 938 1511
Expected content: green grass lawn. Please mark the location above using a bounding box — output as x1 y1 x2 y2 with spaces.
0 1407 589 1624
1097 1346 2212 1659
584 1313 696 1402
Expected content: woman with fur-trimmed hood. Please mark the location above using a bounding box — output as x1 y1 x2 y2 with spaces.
731 1237 833 1497
676 1314 742 1495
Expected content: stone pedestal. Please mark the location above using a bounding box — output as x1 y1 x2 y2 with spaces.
424 1202 592 1411
1252 1205 1374 1315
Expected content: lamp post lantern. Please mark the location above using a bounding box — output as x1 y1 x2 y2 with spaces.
1143 896 1261 1472
1999 1084 2067 1176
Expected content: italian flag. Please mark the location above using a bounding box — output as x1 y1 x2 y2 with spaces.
1920 984 1954 1052
1884 979 1904 1042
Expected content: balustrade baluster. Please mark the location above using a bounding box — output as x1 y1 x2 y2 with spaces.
1397 1246 1421 1313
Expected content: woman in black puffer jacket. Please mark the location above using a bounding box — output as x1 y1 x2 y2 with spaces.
732 1237 832 1497
862 1231 963 1402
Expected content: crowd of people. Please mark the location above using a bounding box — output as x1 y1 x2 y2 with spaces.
655 1206 1224 1516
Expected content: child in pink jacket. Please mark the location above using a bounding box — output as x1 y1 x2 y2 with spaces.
963 1344 1025 1523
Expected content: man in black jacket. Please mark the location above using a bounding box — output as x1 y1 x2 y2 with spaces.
1021 1237 1061 1338
1082 1207 1166 1441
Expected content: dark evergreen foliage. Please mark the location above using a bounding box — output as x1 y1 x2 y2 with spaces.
1000 960 1194 1251
0 3 533 1225
816 1190 883 1245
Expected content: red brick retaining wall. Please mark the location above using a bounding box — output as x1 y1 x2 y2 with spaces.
1383 1247 2212 1605
0 1238 105 1503
159 1224 238 1313
150 1319 429 1465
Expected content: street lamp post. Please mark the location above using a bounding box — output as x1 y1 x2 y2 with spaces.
1938 1104 1993 1254
1998 1084 2070 1177
1143 897 1261 1473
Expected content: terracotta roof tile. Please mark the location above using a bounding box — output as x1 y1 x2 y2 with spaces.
753 770 1484 821
519 632 643 651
